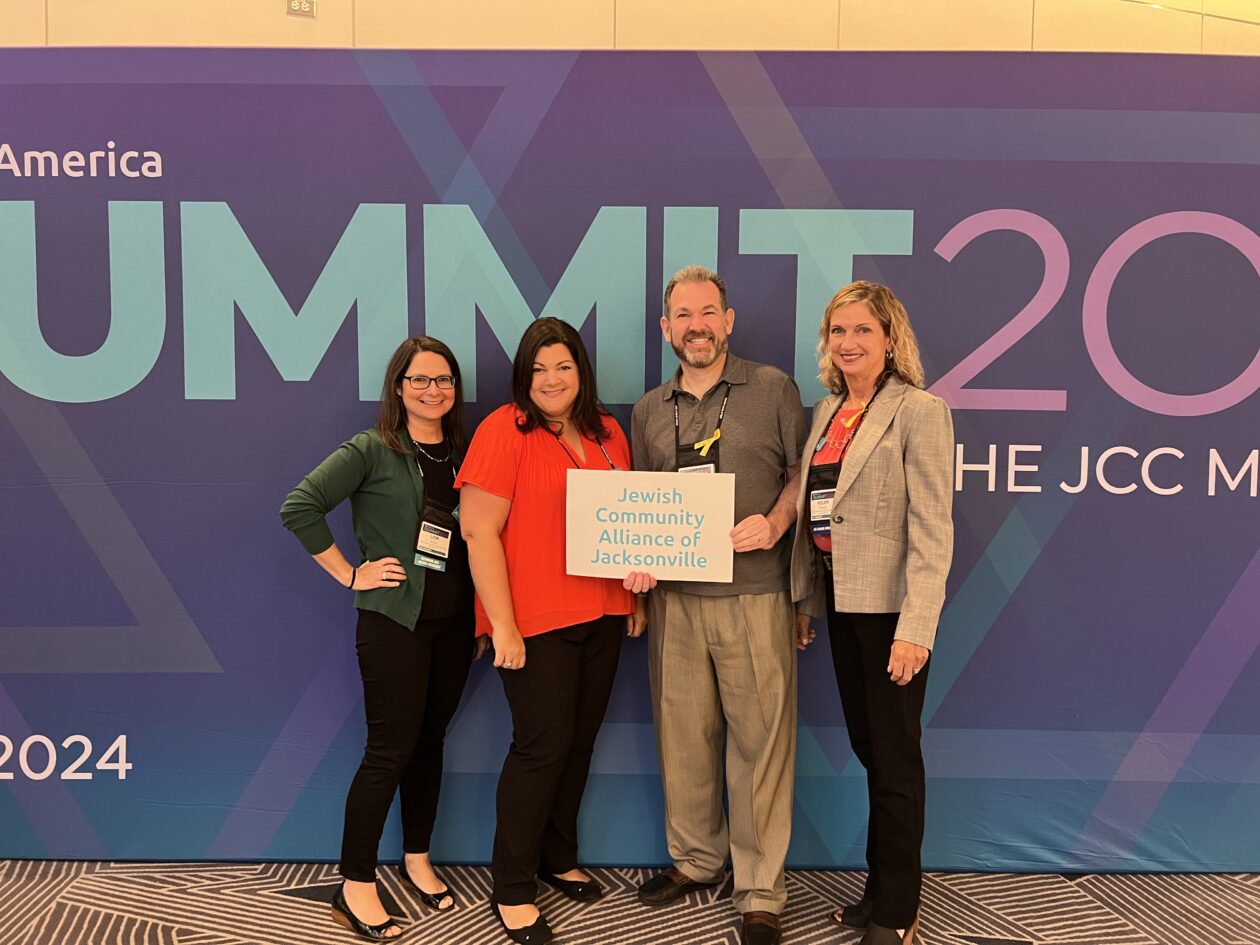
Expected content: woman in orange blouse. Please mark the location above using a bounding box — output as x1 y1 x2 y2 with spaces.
457 317 642 945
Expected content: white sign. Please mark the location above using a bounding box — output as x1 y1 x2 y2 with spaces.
565 469 735 582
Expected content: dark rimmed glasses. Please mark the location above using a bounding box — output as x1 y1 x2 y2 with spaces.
402 374 456 391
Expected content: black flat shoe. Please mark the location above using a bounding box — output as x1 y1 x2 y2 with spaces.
398 859 454 911
540 872 604 902
490 901 554 945
331 885 404 941
831 896 874 928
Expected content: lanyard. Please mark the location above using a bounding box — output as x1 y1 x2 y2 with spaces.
674 381 732 456
413 442 460 522
814 373 889 461
551 429 617 470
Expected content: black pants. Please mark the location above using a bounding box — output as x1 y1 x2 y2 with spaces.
339 608 474 883
827 602 929 930
491 615 623 905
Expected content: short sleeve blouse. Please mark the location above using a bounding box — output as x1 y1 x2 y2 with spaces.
455 404 634 637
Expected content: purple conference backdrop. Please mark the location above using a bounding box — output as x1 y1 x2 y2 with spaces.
1 49 1258 872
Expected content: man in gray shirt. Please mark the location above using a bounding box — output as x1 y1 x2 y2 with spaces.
631 266 809 945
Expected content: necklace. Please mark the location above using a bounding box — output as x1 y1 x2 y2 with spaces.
413 438 451 463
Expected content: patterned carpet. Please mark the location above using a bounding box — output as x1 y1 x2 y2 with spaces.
4 860 1260 945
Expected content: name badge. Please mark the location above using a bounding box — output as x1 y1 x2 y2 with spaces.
679 463 716 475
810 488 835 522
415 521 452 572
809 488 835 538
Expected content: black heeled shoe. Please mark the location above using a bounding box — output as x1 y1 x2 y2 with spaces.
540 871 604 902
831 896 874 928
331 884 404 941
860 914 920 945
398 859 455 911
490 900 554 945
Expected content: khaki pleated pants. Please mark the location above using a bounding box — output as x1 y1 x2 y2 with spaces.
648 588 797 914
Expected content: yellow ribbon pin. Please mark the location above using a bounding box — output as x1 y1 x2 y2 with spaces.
693 428 721 457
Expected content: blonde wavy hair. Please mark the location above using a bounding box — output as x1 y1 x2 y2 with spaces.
817 280 925 394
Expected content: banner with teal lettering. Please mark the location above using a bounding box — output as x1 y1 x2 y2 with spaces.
2 49 1258 871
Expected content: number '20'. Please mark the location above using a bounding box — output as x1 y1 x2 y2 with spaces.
930 210 1260 417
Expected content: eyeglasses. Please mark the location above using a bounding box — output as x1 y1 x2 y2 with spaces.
402 374 456 391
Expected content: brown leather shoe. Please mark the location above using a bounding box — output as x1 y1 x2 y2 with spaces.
741 911 781 945
636 866 722 905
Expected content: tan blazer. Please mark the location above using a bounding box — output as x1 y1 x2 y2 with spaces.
789 376 954 651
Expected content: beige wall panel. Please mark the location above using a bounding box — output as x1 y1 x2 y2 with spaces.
616 0 838 50
356 0 613 49
1204 1 1257 21
48 0 352 47
1 1 46 44
1033 0 1201 52
1203 16 1260 53
838 0 1034 51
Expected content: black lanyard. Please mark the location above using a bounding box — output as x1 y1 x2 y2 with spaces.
551 428 617 470
413 441 459 521
673 381 732 456
814 373 889 461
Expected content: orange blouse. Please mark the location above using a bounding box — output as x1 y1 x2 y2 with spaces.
810 405 865 554
455 404 634 637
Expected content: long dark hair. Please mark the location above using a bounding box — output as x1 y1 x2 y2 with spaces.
375 336 466 456
511 317 608 441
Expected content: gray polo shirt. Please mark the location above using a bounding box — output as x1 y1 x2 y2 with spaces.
630 353 808 597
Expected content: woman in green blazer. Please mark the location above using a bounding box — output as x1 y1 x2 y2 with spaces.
281 336 478 941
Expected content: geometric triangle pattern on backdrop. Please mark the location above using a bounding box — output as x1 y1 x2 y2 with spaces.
426 84 505 151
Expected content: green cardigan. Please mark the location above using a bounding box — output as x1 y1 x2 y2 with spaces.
280 428 435 630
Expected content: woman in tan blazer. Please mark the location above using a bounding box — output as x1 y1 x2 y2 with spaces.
790 281 954 945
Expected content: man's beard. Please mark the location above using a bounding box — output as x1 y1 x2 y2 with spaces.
672 330 728 369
